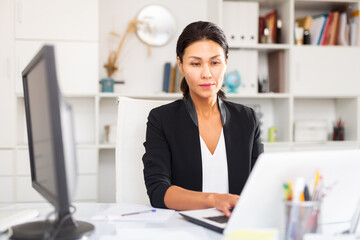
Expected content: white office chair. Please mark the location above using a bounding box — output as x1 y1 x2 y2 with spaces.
115 97 171 204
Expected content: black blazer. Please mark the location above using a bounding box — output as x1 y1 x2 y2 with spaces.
142 96 264 208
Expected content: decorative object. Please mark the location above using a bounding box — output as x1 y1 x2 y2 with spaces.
104 124 117 144
103 18 151 78
225 70 241 93
103 5 176 80
136 5 176 46
268 127 277 142
333 119 345 141
100 78 114 93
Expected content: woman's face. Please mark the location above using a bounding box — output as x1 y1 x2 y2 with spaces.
178 40 227 100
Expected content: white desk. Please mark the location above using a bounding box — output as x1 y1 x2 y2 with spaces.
1 203 223 240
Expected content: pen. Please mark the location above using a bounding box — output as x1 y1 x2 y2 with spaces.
304 185 310 201
312 170 320 197
121 209 156 216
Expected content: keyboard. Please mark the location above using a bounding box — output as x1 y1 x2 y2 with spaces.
204 215 229 224
0 209 39 232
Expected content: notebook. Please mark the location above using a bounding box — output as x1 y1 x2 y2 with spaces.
179 149 360 236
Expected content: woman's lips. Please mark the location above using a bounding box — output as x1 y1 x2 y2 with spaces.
200 83 214 88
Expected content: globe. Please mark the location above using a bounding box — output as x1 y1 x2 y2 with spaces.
225 70 241 93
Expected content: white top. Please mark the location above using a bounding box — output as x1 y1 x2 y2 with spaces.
200 129 229 194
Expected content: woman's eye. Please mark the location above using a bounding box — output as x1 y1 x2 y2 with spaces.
212 61 220 65
191 63 200 66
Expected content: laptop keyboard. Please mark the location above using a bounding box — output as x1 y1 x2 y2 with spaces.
204 215 229 224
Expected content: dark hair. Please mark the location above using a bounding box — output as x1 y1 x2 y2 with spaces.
176 21 228 99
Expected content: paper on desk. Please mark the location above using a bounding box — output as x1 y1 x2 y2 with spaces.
100 228 209 240
91 203 175 223
224 229 279 240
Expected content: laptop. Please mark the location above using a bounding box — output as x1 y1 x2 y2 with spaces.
179 149 360 235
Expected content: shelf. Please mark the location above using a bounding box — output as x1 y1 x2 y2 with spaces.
229 43 291 51
105 93 291 100
16 93 97 98
293 141 359 148
295 0 359 11
293 95 359 99
227 93 290 99
98 144 115 150
99 92 183 100
292 45 360 50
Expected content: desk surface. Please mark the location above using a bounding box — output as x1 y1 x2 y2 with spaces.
1 203 223 240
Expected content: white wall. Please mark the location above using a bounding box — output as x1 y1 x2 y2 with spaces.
99 0 209 94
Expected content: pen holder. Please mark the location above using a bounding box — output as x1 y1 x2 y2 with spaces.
284 201 321 240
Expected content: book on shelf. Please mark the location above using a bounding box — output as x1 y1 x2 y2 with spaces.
320 12 333 45
162 62 183 93
267 51 285 93
338 12 350 45
259 10 282 44
168 66 177 93
258 17 265 44
265 11 277 44
174 65 183 93
310 14 327 45
163 62 171 93
328 11 340 45
350 9 359 46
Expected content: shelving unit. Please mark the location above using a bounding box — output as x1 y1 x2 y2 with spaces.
1 0 360 204
0 0 100 205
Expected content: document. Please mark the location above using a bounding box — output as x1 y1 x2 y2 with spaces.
100 227 209 240
91 203 175 223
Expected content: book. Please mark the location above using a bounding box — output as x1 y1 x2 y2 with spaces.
310 15 326 45
321 12 333 45
267 51 285 93
259 17 265 43
317 13 328 45
265 11 277 43
337 12 350 46
350 9 359 46
328 11 339 45
168 66 177 93
163 62 171 92
174 66 183 93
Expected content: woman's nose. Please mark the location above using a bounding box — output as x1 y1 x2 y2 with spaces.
201 64 212 79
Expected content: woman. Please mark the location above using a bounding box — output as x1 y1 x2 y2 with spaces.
142 21 263 217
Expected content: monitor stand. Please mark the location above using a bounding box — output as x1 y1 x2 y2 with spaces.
10 218 94 240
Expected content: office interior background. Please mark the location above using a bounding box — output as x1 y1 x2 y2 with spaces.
0 0 359 205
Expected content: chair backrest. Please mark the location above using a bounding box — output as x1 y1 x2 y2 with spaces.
116 97 171 204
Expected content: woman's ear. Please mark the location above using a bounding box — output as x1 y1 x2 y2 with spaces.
177 56 184 74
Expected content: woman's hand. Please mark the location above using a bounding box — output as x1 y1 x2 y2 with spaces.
211 193 239 217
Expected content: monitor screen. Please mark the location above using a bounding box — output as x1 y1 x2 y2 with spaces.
10 45 94 240
26 54 57 199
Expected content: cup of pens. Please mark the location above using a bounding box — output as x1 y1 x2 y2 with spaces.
283 173 323 240
284 200 321 240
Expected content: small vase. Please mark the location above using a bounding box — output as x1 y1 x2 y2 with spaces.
100 78 114 93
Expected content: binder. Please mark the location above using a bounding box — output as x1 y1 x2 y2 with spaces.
223 1 259 46
267 51 285 93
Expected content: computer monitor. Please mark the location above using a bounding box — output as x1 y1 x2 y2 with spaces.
10 45 94 240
